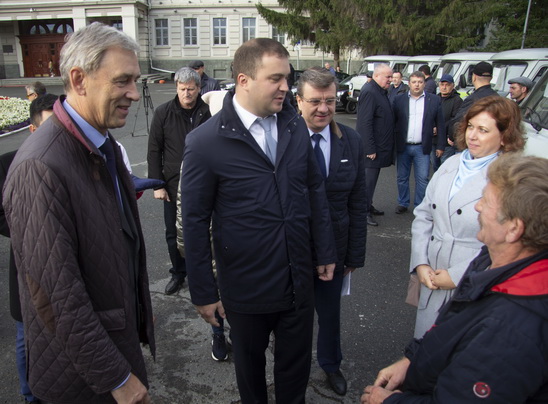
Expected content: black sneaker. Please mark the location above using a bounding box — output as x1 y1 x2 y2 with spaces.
211 334 228 361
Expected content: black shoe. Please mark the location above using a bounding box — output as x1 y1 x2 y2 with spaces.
211 334 228 361
326 370 347 396
165 277 184 295
367 215 378 226
395 205 408 214
370 205 385 215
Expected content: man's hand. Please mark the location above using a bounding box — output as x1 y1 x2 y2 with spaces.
111 373 151 404
367 153 377 160
415 265 438 290
373 357 410 391
431 269 456 290
435 149 443 158
195 301 225 327
153 188 170 202
361 385 398 404
317 263 336 281
447 138 454 147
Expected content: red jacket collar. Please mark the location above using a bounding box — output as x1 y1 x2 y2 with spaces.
491 259 548 296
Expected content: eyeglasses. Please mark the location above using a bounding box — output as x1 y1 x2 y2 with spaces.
299 97 337 107
26 93 36 99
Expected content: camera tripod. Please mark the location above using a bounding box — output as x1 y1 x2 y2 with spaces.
131 78 155 136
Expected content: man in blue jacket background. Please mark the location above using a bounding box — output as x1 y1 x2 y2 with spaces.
180 38 337 404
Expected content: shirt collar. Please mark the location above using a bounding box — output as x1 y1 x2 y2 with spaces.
408 91 425 100
307 126 330 140
62 99 108 149
232 96 277 131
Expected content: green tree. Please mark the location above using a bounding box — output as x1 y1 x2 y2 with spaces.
256 1 357 66
485 0 547 50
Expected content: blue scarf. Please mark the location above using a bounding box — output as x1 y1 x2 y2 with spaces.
450 149 499 200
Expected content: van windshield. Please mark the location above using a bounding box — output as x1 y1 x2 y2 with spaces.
435 61 461 80
523 73 548 130
358 61 389 75
491 62 527 93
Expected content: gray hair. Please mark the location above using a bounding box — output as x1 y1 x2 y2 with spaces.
297 67 338 96
174 67 201 86
373 63 392 75
60 22 140 91
25 81 47 96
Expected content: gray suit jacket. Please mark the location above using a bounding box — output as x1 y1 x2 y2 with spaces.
409 153 489 338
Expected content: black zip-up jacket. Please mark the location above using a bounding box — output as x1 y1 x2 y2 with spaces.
440 89 463 141
147 94 211 200
387 247 548 403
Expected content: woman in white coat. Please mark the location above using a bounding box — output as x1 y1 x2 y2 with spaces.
411 96 525 338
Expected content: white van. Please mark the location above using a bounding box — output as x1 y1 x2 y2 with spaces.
490 48 548 95
346 55 409 113
434 52 496 96
404 55 442 79
521 68 548 158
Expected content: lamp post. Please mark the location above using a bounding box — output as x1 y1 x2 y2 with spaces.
521 0 533 49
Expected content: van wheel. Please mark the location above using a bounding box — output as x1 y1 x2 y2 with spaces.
346 100 357 114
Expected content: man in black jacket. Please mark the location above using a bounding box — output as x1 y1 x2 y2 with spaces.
180 38 336 404
451 61 498 129
296 67 367 396
362 153 548 404
189 60 221 95
387 71 409 103
356 63 394 226
147 67 211 295
438 74 463 164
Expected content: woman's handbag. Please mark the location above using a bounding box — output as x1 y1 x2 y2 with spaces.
405 273 420 307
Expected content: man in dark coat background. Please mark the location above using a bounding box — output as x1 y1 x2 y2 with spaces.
451 61 498 128
180 38 337 404
356 63 395 227
296 67 367 396
147 67 211 295
438 74 463 163
189 60 221 95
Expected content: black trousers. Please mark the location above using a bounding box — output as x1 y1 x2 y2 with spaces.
365 167 381 214
225 296 314 404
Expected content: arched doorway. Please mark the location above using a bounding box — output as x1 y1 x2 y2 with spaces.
18 20 73 77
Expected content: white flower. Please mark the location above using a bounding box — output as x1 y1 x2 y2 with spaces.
0 97 31 131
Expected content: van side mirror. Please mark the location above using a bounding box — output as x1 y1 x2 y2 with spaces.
458 74 467 90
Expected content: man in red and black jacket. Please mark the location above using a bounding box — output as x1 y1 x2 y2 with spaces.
362 153 548 404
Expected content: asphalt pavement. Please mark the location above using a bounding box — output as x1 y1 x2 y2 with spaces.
0 82 417 403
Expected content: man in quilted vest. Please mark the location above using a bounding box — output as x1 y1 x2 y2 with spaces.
3 23 155 404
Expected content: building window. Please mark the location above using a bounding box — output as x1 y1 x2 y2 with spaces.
272 27 285 45
111 20 123 31
213 18 226 45
184 18 197 45
242 17 256 43
155 19 169 46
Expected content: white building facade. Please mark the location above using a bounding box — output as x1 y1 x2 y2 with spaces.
0 0 360 79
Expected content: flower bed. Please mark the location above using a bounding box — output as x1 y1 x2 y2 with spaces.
0 96 31 134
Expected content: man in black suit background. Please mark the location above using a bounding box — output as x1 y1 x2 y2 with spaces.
356 63 394 227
